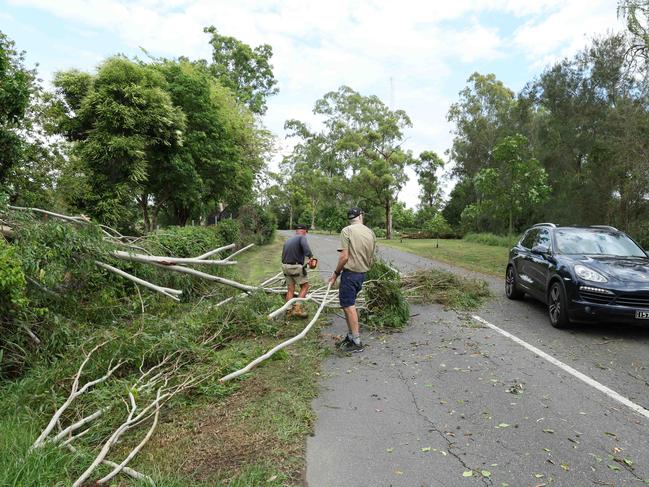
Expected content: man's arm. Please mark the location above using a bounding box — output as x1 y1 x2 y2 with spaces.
329 249 349 284
301 235 313 259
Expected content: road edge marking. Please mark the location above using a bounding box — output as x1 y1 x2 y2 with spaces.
472 314 649 421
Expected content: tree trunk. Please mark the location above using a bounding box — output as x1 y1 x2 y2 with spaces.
140 195 151 233
508 208 513 236
152 206 160 232
310 199 316 230
289 206 293 230
174 206 190 227
385 201 393 240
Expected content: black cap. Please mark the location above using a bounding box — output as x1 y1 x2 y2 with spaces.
295 223 308 230
347 207 363 219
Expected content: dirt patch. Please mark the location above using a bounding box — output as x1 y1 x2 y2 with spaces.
147 376 287 483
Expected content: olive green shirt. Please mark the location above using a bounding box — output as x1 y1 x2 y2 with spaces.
338 223 376 273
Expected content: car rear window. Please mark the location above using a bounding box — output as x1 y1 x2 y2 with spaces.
555 229 645 257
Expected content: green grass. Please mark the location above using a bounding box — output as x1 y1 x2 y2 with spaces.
236 235 285 284
463 232 519 248
380 238 508 277
0 234 326 487
123 237 325 486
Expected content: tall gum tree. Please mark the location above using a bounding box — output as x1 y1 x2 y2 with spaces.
312 86 416 239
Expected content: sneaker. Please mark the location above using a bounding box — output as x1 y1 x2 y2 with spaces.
335 335 352 348
339 339 364 353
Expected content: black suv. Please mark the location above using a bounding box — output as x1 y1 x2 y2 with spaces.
506 224 649 328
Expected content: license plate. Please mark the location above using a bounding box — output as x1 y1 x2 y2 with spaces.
636 310 649 319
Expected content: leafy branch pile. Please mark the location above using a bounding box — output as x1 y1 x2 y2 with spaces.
361 260 491 330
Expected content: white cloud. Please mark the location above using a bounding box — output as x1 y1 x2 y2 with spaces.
7 0 624 208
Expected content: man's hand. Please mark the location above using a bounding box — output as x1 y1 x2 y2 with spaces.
329 272 338 285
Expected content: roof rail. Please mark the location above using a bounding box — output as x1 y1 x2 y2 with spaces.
532 222 557 228
590 225 619 232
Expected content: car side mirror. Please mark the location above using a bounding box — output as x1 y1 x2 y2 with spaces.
531 245 549 255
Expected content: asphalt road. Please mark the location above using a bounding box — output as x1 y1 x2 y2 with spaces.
291 232 649 487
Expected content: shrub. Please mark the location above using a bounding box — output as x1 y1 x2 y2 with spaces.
147 225 225 258
373 227 386 239
216 219 241 246
238 204 276 245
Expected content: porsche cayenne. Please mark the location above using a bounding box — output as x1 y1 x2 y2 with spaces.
506 224 649 328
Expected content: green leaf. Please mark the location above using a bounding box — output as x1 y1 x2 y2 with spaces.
462 471 473 477
481 470 491 478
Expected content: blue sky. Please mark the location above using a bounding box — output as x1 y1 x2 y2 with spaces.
2 0 623 207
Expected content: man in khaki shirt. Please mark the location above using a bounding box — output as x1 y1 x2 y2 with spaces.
329 207 376 352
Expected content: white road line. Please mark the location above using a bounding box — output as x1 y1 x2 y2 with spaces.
472 314 649 421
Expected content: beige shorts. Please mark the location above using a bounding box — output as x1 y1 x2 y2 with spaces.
282 263 309 286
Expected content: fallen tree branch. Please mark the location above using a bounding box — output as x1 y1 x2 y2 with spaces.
196 243 236 260
65 444 154 485
215 272 284 307
96 402 161 485
219 283 333 383
222 243 255 262
152 263 282 294
95 261 182 301
31 342 123 450
8 205 90 224
111 250 237 266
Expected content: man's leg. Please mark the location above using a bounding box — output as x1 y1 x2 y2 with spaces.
298 282 310 298
285 281 296 303
342 305 360 336
292 280 310 318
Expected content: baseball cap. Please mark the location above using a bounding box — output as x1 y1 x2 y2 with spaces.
295 223 308 230
347 207 363 219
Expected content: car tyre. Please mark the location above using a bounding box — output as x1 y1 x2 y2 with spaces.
505 265 524 300
548 281 570 329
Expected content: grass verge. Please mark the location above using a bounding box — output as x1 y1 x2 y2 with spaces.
127 236 324 486
0 232 326 486
379 238 508 277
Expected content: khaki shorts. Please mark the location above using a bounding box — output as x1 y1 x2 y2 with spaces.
282 263 309 286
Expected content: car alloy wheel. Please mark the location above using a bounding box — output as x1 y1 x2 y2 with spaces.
505 266 524 300
548 282 570 328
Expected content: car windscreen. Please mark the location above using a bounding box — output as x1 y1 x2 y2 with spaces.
555 229 646 257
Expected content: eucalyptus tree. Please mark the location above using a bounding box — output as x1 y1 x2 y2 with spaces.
204 26 278 115
618 0 649 57
414 150 445 211
312 86 417 239
447 72 516 178
0 31 33 184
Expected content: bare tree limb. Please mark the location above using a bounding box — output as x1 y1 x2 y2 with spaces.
152 263 282 293
215 272 284 307
196 243 236 260
219 283 333 383
111 250 237 266
95 261 182 301
31 343 122 449
222 243 255 261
